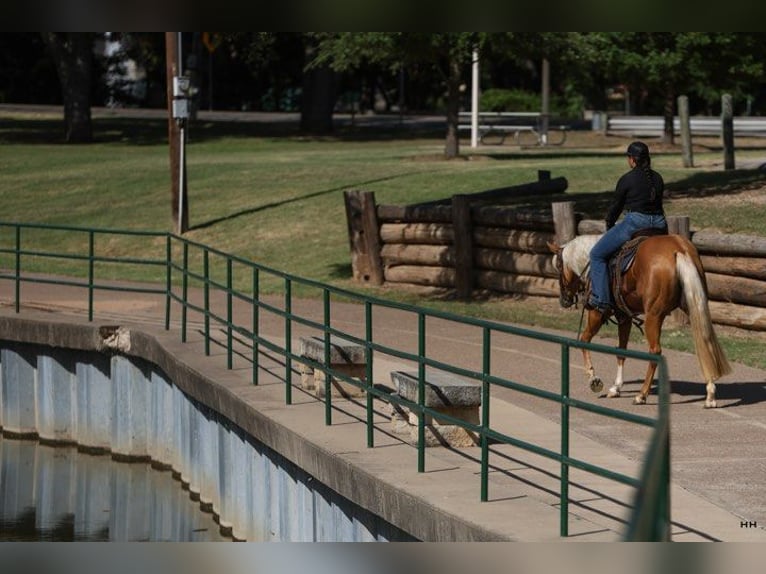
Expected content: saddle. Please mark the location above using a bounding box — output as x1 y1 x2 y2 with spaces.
588 226 668 325
610 227 668 319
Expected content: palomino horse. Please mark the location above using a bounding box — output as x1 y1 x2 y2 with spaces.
548 234 731 407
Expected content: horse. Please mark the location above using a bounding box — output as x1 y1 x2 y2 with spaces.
548 233 731 407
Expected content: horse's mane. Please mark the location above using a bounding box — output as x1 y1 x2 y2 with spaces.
561 234 601 277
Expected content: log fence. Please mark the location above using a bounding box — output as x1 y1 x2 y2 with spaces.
344 175 766 331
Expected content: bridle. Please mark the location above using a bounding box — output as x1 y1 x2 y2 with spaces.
553 248 587 309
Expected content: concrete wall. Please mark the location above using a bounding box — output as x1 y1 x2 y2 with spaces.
0 339 412 542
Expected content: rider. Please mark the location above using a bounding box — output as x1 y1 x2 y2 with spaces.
588 140 667 315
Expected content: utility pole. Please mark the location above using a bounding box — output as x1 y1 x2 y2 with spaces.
165 32 189 234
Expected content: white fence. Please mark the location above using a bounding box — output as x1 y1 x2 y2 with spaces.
604 115 766 137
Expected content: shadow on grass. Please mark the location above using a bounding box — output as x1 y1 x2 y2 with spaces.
191 172 435 231
0 115 447 146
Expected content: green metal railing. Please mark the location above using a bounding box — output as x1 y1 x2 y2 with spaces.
0 222 671 541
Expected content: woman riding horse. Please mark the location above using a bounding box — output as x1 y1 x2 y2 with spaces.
588 141 668 316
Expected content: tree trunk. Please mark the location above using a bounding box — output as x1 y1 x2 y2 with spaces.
444 57 461 158
661 84 674 145
301 44 338 134
41 32 93 143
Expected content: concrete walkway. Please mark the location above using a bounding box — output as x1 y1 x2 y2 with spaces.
2 278 765 541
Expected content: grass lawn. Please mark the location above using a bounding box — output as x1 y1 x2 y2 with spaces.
2 106 766 369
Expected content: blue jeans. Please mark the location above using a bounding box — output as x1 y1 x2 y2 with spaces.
589 211 667 308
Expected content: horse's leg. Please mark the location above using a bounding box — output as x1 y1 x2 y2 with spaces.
705 382 717 409
635 313 663 405
580 310 607 394
607 319 632 398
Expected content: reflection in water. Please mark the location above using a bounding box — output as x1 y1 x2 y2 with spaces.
0 436 232 541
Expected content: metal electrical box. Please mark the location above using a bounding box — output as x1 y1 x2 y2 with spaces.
172 76 191 120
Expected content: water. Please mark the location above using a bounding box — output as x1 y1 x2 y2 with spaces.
0 436 232 542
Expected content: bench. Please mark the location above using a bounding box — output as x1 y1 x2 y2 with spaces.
388 370 481 447
298 336 367 399
458 112 568 146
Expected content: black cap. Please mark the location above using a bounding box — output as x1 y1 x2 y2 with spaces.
626 141 649 159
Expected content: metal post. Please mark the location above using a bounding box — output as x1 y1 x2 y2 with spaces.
203 249 210 356
166 235 173 331
14 226 21 313
480 326 491 502
417 312 426 473
470 48 479 149
560 344 570 537
365 300 374 448
252 267 259 385
226 257 233 370
181 241 188 340
324 289 332 425
285 277 292 405
88 231 94 322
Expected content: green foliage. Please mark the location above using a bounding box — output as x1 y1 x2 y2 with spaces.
480 88 540 113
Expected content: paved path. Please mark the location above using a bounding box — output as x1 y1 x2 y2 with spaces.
2 278 766 541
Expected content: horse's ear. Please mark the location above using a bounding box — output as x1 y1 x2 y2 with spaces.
547 241 560 254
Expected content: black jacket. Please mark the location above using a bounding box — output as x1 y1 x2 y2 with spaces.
605 166 665 229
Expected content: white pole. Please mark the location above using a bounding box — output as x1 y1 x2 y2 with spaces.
179 125 185 235
177 32 185 235
471 48 479 148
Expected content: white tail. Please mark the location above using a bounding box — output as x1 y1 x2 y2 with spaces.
676 253 732 382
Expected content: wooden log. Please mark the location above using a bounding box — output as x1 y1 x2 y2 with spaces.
692 231 766 257
384 265 455 288
344 190 384 285
417 176 568 206
552 201 577 244
452 194 474 298
700 255 766 281
706 272 766 308
378 203 555 229
380 244 455 267
473 227 556 253
476 271 559 297
577 219 605 235
709 300 766 331
377 204 452 223
471 205 554 230
474 248 557 278
379 223 454 245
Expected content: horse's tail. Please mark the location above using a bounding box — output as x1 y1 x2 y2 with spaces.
676 252 732 382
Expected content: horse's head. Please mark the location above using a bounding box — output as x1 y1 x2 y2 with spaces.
547 240 584 309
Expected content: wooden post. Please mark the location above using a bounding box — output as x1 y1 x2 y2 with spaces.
452 194 474 299
344 190 384 285
722 93 735 170
667 215 691 326
552 201 577 245
667 215 690 238
678 95 693 168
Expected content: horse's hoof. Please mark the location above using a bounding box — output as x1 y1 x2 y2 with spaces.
633 395 647 405
589 378 604 394
704 400 718 409
607 389 621 399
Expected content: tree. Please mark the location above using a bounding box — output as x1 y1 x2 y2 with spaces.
40 32 95 143
311 33 485 158
581 33 766 144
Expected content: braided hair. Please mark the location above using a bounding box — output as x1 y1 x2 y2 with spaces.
627 141 657 201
